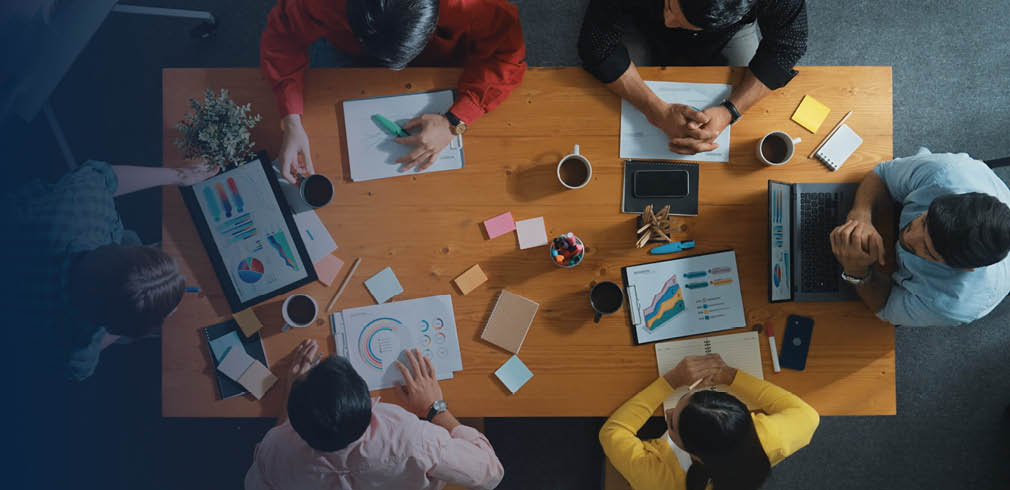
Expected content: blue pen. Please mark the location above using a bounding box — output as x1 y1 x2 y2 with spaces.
185 286 201 293
649 240 696 255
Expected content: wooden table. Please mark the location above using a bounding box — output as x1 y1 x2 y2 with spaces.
162 66 895 418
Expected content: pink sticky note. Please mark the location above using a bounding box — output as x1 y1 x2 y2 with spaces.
314 254 345 287
484 212 516 239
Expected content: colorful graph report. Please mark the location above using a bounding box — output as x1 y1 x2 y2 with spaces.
237 257 264 284
643 276 686 331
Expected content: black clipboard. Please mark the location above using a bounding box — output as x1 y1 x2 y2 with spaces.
180 152 317 312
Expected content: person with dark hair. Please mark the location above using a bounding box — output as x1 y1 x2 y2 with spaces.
830 148 1010 327
246 341 504 489
260 0 527 183
3 160 216 380
578 0 807 155
600 354 819 489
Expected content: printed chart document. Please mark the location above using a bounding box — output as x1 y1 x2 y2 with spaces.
620 81 732 162
622 250 747 344
343 90 464 182
331 295 462 390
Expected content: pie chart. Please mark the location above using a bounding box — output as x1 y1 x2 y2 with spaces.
237 257 264 283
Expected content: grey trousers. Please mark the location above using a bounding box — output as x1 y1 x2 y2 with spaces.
625 22 761 67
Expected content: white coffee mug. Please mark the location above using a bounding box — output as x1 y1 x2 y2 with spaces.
556 144 593 189
757 131 803 166
281 294 318 331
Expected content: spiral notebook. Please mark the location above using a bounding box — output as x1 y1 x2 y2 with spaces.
654 331 764 412
202 320 269 400
814 124 863 171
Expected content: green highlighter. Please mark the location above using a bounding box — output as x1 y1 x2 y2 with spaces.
372 114 409 137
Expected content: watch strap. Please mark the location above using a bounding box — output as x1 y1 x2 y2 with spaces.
841 268 872 285
424 400 447 422
721 100 742 125
445 111 462 127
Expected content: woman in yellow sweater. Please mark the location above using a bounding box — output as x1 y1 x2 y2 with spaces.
600 354 820 490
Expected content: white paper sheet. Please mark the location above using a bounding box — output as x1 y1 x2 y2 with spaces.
620 81 732 162
342 90 464 182
293 210 337 264
654 331 764 412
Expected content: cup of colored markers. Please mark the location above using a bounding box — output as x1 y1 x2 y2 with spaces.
550 232 585 268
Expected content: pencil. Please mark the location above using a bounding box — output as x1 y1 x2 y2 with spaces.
687 378 704 391
808 110 853 159
327 257 361 312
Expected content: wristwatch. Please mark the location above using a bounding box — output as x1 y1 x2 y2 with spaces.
424 400 448 422
720 100 742 125
841 268 872 286
445 111 467 136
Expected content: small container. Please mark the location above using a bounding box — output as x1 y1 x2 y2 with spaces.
550 232 585 268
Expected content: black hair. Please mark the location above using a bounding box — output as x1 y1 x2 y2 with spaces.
678 0 754 29
679 390 771 490
346 0 440 69
69 245 186 338
926 192 1010 268
287 356 373 452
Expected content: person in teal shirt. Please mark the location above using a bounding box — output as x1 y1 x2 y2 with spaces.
830 148 1010 327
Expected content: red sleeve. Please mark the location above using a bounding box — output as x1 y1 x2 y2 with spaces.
259 0 341 117
449 0 527 124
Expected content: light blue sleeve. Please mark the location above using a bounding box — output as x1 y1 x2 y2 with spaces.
876 284 962 327
872 152 948 204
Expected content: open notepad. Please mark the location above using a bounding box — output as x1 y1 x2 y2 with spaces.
654 331 764 412
814 124 862 171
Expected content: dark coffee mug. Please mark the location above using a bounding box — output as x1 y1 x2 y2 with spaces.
300 174 334 208
590 281 624 323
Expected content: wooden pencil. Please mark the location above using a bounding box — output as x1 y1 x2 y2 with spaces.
808 110 853 159
327 257 361 312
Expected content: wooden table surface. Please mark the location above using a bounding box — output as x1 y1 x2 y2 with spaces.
162 66 895 418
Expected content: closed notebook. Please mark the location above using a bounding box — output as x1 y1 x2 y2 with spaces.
814 124 863 171
481 290 539 354
202 320 269 400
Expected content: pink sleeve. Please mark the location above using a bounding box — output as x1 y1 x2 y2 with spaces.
423 424 504 490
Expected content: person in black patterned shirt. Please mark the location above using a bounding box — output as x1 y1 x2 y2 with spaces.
578 0 807 155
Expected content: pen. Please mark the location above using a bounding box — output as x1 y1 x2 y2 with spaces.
185 286 201 293
650 240 696 255
766 321 781 373
687 378 704 390
372 114 409 137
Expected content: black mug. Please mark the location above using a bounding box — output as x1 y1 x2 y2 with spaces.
300 174 334 208
590 281 624 323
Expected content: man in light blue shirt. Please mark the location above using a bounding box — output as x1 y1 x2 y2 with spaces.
829 148 1010 327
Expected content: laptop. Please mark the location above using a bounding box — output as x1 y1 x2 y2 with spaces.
768 180 859 302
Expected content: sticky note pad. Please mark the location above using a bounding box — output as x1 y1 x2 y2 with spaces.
516 217 548 249
453 264 488 295
217 345 255 381
237 360 278 399
314 254 345 287
495 355 533 394
791 95 831 133
209 331 243 363
481 290 539 354
365 266 404 303
233 308 264 337
484 212 516 239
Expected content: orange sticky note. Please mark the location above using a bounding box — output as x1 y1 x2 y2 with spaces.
314 254 345 287
453 264 488 295
233 308 264 337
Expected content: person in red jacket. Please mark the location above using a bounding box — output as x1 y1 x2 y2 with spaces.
261 0 527 183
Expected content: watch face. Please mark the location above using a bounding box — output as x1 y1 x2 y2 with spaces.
433 400 448 412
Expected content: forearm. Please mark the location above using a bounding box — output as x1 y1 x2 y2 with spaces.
430 409 462 433
727 69 772 113
850 265 892 314
847 171 893 221
606 63 665 122
112 166 180 196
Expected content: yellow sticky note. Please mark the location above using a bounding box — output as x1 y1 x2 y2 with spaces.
233 308 264 337
791 95 831 133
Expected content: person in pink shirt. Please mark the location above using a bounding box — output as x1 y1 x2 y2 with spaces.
245 340 504 490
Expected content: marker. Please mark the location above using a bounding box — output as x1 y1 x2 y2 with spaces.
649 240 696 255
185 286 201 293
766 321 781 373
372 114 409 137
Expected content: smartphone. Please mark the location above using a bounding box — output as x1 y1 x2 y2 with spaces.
778 315 814 371
633 170 689 198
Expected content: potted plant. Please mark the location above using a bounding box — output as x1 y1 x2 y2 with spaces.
174 88 262 172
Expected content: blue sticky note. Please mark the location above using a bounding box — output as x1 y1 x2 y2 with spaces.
364 266 404 304
495 355 533 394
209 331 243 363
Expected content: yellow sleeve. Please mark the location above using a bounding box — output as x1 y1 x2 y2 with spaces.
730 371 820 465
599 378 684 490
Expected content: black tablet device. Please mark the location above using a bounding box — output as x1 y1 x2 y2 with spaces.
180 152 317 312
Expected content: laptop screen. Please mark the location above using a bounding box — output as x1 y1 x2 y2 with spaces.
768 181 793 302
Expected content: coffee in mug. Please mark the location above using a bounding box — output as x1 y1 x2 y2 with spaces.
557 144 592 189
300 174 334 208
590 281 624 323
282 294 318 330
757 131 802 166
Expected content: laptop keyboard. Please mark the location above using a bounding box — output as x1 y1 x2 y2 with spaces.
800 192 842 293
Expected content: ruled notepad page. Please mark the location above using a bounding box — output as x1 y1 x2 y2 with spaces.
655 331 764 411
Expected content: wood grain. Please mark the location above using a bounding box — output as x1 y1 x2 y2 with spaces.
162 66 895 418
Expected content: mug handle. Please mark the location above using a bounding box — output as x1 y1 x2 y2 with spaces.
594 310 602 323
791 137 802 144
573 144 580 156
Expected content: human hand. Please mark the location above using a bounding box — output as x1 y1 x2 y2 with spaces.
830 220 886 277
663 354 734 389
393 348 444 418
279 114 315 184
284 339 319 394
174 161 220 186
393 114 454 172
649 103 720 154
